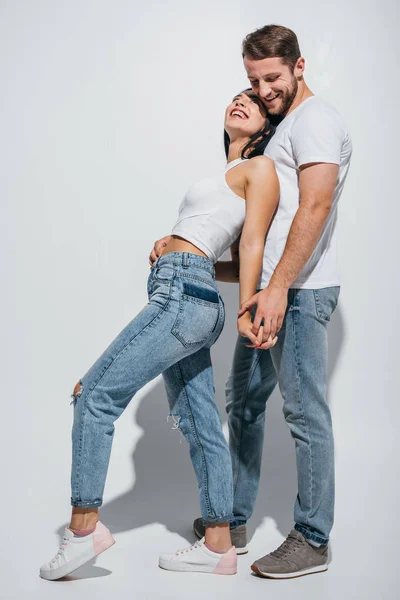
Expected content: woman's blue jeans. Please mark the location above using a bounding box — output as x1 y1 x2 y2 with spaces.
70 252 233 524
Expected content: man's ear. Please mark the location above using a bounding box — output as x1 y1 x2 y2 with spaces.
295 57 306 79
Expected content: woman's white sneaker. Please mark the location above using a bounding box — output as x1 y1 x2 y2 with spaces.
159 538 237 575
39 521 115 581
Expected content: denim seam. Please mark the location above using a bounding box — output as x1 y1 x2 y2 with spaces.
71 381 84 501
156 254 214 274
153 262 175 283
295 523 328 545
180 294 219 308
232 349 263 494
292 298 314 528
71 499 102 508
173 360 213 518
203 513 234 525
212 299 225 340
72 300 172 506
179 272 218 289
313 289 332 324
74 382 88 504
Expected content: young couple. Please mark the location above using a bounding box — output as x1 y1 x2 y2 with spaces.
40 24 352 581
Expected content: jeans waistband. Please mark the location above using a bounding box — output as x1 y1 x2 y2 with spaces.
155 252 215 277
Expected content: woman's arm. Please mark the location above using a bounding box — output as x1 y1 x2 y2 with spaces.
214 237 240 282
238 156 279 344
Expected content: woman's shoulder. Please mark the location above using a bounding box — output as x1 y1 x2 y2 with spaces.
246 155 274 168
244 155 276 178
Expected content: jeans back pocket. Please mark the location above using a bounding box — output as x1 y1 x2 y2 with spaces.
172 280 220 346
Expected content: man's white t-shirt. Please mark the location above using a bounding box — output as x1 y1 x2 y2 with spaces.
262 96 352 289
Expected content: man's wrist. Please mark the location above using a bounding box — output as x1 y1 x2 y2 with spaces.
269 273 290 292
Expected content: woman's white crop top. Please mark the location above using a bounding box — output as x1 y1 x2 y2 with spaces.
171 158 247 263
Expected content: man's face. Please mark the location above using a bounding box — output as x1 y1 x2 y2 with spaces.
244 56 300 116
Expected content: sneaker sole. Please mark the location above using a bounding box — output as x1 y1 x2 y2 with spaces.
39 538 115 581
159 558 236 575
251 563 328 579
193 524 248 556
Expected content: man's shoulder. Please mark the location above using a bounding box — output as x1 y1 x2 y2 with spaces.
294 96 347 128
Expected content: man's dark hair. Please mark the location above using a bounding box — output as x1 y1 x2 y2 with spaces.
224 89 276 159
242 24 301 71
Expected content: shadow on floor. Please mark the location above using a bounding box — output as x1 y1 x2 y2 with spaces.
57 282 344 557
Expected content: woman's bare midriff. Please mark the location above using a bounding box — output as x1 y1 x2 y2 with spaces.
162 235 208 258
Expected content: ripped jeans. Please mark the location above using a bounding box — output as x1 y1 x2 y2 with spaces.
70 252 233 524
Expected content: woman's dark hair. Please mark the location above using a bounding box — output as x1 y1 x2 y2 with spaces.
224 89 276 160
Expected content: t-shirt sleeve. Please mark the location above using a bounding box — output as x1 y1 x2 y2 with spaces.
290 104 345 168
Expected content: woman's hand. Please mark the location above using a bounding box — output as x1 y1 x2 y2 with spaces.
238 313 263 347
238 284 287 344
238 312 278 350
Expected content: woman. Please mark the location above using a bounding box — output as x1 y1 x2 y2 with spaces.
39 90 279 580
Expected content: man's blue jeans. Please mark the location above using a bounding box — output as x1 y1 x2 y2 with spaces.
70 252 233 525
226 287 340 545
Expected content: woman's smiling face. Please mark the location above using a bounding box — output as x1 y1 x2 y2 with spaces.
224 91 267 139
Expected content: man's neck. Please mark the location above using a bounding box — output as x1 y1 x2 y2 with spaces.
285 81 314 117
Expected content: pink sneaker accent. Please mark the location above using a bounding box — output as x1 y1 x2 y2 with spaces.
92 521 115 556
212 546 237 575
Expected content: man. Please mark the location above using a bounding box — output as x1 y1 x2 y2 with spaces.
150 24 352 579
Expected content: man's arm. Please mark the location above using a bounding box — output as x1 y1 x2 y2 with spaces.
239 161 338 346
270 162 338 289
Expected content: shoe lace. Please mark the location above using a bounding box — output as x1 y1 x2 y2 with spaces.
270 533 304 559
175 540 201 556
50 534 70 564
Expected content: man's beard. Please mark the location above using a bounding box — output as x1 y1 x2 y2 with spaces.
268 77 298 117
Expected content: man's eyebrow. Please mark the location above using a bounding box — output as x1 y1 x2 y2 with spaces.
263 72 281 78
248 72 281 79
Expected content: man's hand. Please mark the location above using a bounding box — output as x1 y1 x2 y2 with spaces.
238 284 288 344
149 235 171 266
237 312 278 350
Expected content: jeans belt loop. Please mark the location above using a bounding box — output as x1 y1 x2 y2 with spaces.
183 252 189 269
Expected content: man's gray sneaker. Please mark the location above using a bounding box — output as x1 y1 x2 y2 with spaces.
193 518 248 555
251 529 328 579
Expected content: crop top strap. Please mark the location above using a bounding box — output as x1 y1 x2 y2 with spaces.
225 157 247 173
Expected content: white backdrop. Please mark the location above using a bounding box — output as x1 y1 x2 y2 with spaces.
1 1 398 599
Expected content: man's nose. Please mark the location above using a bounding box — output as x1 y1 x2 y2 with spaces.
259 82 273 98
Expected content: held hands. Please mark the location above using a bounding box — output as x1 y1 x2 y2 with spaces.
237 313 272 348
238 285 288 350
149 235 172 266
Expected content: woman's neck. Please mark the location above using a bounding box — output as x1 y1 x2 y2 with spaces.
227 139 248 163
